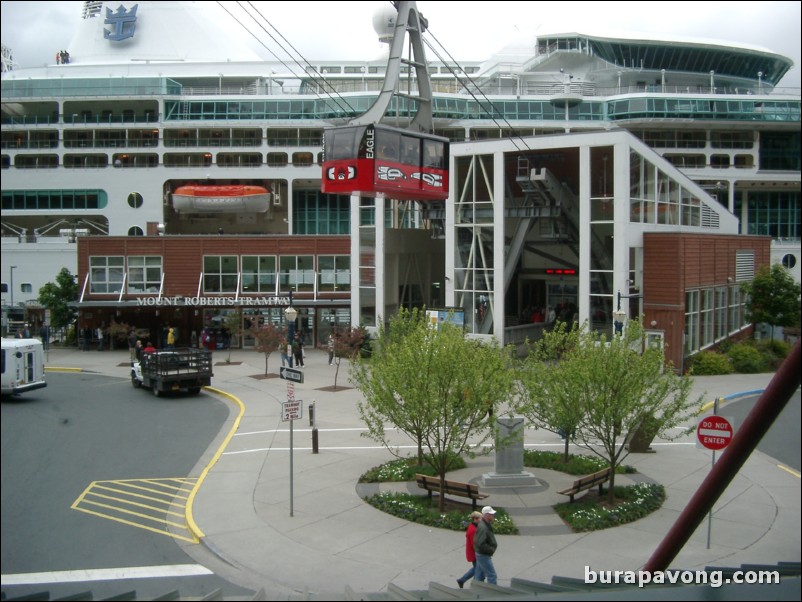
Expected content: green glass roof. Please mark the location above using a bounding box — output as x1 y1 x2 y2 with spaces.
539 34 792 86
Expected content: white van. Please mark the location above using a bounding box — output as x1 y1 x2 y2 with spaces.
1 338 47 396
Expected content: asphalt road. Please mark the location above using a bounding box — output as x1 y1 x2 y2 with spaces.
0 371 254 600
726 390 801 472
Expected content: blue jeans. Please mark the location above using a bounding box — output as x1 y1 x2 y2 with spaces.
458 561 476 585
475 553 497 584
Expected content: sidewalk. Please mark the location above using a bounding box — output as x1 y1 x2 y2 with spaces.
45 346 800 599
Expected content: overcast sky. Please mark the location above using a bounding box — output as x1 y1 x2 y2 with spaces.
1 1 800 88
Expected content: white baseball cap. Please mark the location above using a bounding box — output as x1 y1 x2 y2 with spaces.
482 506 496 515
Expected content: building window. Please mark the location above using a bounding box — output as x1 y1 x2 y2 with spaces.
728 286 742 335
127 256 162 293
318 255 351 292
741 191 801 240
684 290 699 355
128 226 144 236
715 286 728 341
90 256 125 293
279 255 314 292
203 255 238 293
21 283 33 293
241 255 277 293
700 288 714 348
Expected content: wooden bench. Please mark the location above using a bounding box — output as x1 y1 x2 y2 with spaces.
415 474 489 510
557 467 612 503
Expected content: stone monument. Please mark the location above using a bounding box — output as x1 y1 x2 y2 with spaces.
481 417 538 487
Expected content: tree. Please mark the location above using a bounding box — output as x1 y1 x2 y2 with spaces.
517 321 584 462
515 319 703 504
37 267 78 329
741 264 801 341
351 308 516 511
250 321 284 375
331 325 367 389
222 311 242 362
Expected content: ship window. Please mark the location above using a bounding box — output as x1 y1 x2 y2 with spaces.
266 153 288 167
128 192 143 209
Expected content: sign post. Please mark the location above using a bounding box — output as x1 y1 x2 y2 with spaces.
696 399 735 548
280 368 304 517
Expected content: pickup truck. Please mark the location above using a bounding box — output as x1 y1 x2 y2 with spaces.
131 348 213 396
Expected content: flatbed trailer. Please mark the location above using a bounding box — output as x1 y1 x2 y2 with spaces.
131 347 213 396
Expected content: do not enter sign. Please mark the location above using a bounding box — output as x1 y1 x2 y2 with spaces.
696 415 734 451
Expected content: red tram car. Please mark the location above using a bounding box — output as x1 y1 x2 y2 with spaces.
321 123 449 201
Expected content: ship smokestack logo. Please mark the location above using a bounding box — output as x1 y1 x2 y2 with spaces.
104 4 138 42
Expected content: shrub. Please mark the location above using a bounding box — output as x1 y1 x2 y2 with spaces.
555 483 666 532
359 454 466 483
726 343 769 373
755 339 792 370
360 455 662 534
689 351 734 375
365 491 518 534
523 450 635 475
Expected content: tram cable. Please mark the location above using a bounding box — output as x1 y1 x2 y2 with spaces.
214 1 359 119
422 31 533 153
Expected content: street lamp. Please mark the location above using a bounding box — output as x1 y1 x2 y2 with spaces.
285 290 297 350
9 265 17 307
613 289 626 335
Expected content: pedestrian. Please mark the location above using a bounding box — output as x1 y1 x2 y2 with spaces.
166 325 175 349
327 332 335 365
128 329 138 361
143 340 156 354
96 326 104 351
135 339 143 363
279 336 289 367
456 511 482 588
473 506 498 585
292 333 304 368
23 323 31 338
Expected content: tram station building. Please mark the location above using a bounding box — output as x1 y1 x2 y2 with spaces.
1 2 793 370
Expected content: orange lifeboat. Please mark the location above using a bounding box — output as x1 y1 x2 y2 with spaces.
172 185 271 213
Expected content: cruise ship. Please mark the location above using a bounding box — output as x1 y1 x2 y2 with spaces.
1 1 799 370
